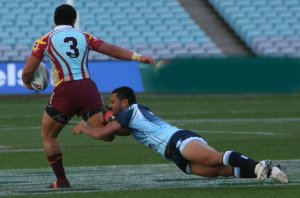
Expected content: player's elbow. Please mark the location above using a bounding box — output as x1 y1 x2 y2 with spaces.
116 128 131 136
93 133 103 140
92 132 109 140
21 72 31 85
101 134 115 142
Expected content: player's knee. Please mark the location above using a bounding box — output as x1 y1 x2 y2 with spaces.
206 171 219 177
192 168 219 177
42 133 58 140
42 128 59 140
201 155 221 167
207 168 227 177
204 152 224 167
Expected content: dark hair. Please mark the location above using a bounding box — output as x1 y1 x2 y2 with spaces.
54 4 77 26
112 86 137 105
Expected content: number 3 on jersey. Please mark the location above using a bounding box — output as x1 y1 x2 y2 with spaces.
64 37 79 58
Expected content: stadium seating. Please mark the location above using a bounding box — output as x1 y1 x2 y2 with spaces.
76 0 223 60
0 0 222 61
209 0 300 57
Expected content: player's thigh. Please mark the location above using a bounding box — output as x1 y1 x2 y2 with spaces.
190 162 232 177
86 111 115 141
42 111 66 138
183 140 224 166
86 112 104 127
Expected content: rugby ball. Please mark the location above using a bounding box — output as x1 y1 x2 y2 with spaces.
104 110 116 124
31 62 50 91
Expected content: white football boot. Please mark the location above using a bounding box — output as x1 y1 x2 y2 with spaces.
255 160 272 181
271 164 288 184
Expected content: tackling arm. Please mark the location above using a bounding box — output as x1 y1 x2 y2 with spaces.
115 128 131 136
73 120 122 140
102 109 131 136
22 55 41 90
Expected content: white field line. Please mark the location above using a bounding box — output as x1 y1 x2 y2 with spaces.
138 93 300 98
167 117 300 123
195 130 277 136
0 145 11 149
1 107 300 118
0 160 299 196
0 148 44 153
1 126 41 131
2 117 300 131
0 144 44 153
2 116 299 130
158 109 300 115
0 114 42 119
0 126 278 138
0 128 276 154
0 104 45 108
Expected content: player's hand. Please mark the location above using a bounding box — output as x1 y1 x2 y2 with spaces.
72 121 86 135
104 110 115 124
140 55 156 66
23 83 34 90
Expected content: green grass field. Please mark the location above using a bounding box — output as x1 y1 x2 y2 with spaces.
0 93 300 197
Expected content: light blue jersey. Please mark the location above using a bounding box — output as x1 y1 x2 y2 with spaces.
116 104 181 158
47 26 90 81
31 25 103 87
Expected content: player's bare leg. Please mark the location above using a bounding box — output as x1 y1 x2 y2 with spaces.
42 112 65 155
183 140 259 178
42 111 69 188
86 112 104 127
182 140 224 167
86 112 115 141
189 163 232 177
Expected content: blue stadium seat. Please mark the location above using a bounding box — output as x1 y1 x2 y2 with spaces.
1 0 222 61
209 0 300 57
76 0 223 59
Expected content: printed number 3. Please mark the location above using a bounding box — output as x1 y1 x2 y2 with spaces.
64 37 79 58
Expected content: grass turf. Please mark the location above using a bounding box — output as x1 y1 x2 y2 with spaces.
0 93 299 197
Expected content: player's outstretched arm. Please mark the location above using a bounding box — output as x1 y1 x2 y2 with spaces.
73 121 122 140
115 128 131 136
103 110 131 136
96 42 156 66
22 55 41 90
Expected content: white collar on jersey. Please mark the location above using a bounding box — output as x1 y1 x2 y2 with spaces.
54 25 73 30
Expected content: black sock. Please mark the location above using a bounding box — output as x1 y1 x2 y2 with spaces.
223 151 259 178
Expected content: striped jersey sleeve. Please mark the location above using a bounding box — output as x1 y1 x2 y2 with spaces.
83 32 104 50
31 34 49 60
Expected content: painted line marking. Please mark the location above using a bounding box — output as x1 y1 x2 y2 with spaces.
0 114 42 119
0 160 299 196
0 148 44 153
195 130 276 136
167 118 300 123
1 126 41 131
2 117 300 132
158 109 300 115
0 145 11 149
0 126 285 143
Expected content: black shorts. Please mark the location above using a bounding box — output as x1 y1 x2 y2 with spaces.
165 130 206 174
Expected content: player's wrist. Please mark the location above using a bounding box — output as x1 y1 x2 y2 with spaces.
132 52 142 62
23 83 34 90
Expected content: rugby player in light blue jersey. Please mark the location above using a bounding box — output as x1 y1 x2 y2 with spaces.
73 86 288 184
22 4 155 189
